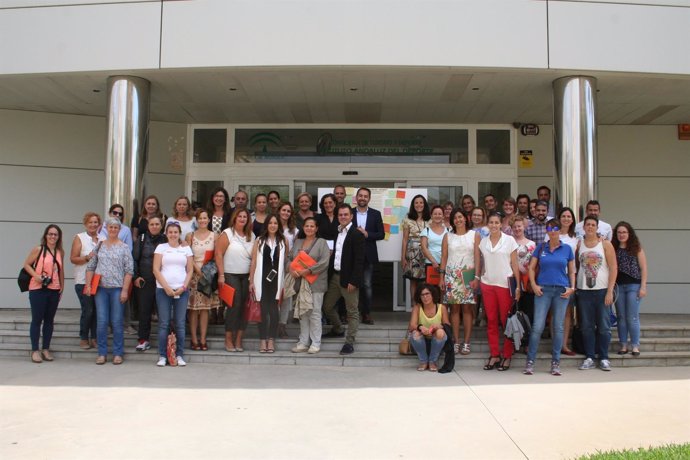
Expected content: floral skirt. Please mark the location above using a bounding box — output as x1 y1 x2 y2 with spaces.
188 272 220 311
443 265 476 305
403 238 425 280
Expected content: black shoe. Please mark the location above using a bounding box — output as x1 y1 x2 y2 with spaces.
340 343 354 355
323 330 345 338
361 314 375 325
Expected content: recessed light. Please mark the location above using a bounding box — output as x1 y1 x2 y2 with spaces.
92 89 101 93
349 88 358 91
229 87 237 91
471 87 479 91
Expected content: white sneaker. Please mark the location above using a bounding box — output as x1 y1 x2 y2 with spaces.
135 340 150 352
291 344 309 353
156 357 166 367
307 345 320 354
176 356 187 367
579 357 596 370
599 359 612 371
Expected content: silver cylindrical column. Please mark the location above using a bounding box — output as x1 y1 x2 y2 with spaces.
105 76 151 224
552 76 598 221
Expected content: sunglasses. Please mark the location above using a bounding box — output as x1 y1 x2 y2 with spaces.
111 211 123 217
546 226 560 232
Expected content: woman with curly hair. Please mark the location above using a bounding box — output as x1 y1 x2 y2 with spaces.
612 221 648 356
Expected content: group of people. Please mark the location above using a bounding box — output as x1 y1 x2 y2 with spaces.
22 185 386 365
403 186 648 374
23 184 648 374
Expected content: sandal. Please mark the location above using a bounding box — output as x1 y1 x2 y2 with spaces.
259 340 267 353
428 362 438 372
453 343 461 355
483 356 500 370
497 358 511 371
267 339 275 353
191 342 200 351
95 355 106 365
200 342 208 351
461 343 471 355
417 362 428 371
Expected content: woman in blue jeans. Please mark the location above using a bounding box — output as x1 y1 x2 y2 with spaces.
407 283 450 372
576 215 618 371
524 219 575 376
612 222 648 357
153 221 193 367
85 217 134 365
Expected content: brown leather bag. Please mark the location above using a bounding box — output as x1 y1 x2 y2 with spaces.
399 335 414 355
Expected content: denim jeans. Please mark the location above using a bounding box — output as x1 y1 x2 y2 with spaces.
527 285 569 362
358 261 374 316
577 289 611 360
410 332 447 363
75 284 96 341
616 283 641 348
156 288 189 358
95 287 125 357
29 288 60 351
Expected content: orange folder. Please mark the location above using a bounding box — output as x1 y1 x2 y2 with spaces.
290 251 318 284
202 250 214 264
218 283 236 307
83 273 101 295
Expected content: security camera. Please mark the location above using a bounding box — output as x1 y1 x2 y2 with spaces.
512 122 522 129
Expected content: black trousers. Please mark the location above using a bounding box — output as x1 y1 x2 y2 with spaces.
136 277 156 341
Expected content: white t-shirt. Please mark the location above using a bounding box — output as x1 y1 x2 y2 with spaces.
575 220 612 240
479 233 519 288
154 243 192 289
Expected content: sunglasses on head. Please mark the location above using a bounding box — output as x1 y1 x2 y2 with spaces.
546 225 560 232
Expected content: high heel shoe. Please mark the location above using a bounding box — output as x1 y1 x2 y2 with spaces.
497 358 511 371
483 356 500 370
267 339 275 353
259 340 267 353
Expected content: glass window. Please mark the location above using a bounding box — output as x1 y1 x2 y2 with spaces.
191 180 224 210
193 129 227 163
414 186 465 208
239 185 291 208
478 182 512 207
234 129 468 164
477 130 511 164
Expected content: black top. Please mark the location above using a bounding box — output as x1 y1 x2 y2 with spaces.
133 232 167 279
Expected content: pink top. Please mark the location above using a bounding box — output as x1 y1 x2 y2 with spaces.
29 247 62 291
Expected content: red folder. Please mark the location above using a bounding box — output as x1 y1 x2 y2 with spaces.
202 250 214 264
218 283 236 307
290 251 318 284
426 266 441 285
83 273 101 295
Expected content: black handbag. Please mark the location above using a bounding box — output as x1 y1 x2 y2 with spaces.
197 260 219 297
18 246 45 292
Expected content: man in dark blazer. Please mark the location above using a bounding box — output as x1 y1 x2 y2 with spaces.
322 204 366 355
354 187 385 325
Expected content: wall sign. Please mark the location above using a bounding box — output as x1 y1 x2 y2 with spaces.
519 149 533 168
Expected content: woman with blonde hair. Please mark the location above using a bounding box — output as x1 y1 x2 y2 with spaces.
295 192 315 231
71 212 104 350
167 195 197 240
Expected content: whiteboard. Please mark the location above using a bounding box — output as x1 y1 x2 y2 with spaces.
317 187 427 262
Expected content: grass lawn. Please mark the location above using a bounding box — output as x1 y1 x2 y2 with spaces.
577 443 690 459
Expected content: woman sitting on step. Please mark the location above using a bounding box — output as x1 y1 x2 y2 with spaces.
407 283 450 372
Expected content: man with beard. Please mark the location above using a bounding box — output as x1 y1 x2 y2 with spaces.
525 200 549 243
354 187 384 325
575 200 613 240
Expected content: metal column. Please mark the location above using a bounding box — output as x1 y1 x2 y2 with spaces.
552 76 598 220
104 76 151 223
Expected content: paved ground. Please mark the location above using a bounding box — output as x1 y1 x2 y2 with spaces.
1 358 688 460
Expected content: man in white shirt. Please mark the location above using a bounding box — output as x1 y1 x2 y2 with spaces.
575 200 613 240
321 204 366 354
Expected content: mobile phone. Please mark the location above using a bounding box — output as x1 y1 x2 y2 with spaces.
266 269 278 282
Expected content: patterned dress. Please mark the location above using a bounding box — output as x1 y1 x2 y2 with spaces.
443 230 477 305
188 232 220 311
402 217 428 280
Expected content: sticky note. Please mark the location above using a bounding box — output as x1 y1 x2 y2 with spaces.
396 190 406 199
390 225 399 234
384 207 392 215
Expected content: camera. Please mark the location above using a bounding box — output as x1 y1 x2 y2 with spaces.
41 275 51 288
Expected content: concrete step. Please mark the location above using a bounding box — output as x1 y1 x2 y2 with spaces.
5 329 688 353
4 342 688 368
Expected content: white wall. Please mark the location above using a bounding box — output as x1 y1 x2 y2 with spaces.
518 124 690 313
0 2 161 74
0 110 185 309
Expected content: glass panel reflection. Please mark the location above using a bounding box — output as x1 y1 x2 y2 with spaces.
477 130 510 164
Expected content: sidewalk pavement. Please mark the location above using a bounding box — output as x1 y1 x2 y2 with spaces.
1 358 688 460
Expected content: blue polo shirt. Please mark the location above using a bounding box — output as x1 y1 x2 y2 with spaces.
532 241 574 287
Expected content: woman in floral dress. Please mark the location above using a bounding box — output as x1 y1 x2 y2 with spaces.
401 194 430 304
440 208 480 355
